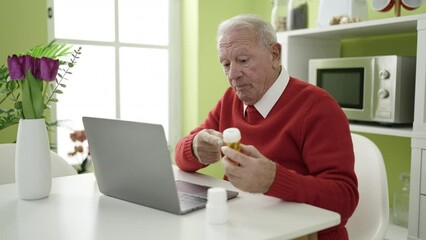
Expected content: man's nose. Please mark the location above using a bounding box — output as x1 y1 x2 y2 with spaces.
228 63 242 80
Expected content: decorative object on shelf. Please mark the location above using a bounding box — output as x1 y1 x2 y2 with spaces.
393 172 410 228
287 0 308 30
402 0 426 9
3 42 82 200
271 0 289 32
329 15 362 25
372 0 425 17
271 0 308 32
318 0 368 27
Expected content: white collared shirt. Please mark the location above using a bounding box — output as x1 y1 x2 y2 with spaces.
243 67 290 118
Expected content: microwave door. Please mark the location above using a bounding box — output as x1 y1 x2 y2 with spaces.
317 67 373 122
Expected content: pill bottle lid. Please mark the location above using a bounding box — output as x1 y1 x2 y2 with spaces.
223 128 241 143
207 187 227 204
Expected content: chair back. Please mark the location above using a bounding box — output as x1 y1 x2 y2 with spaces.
0 143 77 185
346 133 389 240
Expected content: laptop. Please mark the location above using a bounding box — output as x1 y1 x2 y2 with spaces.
82 117 238 215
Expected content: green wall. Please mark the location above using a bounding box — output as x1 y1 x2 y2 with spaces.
354 133 412 210
0 0 48 65
0 0 49 143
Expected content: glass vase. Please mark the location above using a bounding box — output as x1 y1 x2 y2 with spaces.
287 0 308 30
271 0 288 32
393 172 410 228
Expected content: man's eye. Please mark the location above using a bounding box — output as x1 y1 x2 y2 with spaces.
239 58 248 64
222 63 230 69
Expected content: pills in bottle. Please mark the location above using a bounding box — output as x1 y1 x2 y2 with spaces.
223 128 241 151
206 187 228 224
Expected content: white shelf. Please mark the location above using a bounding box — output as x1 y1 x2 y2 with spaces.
284 13 424 39
350 123 413 138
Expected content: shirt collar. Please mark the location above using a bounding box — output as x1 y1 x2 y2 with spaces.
243 67 290 118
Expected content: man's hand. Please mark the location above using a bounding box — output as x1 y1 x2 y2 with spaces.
192 129 224 165
221 144 276 193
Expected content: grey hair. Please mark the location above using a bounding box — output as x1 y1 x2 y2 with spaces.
216 14 277 49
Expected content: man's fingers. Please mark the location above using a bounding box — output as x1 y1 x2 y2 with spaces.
200 130 223 146
240 144 262 158
221 146 245 165
193 129 224 165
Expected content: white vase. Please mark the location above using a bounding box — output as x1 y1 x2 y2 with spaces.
15 119 52 200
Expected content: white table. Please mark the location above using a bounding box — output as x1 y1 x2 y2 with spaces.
0 166 340 240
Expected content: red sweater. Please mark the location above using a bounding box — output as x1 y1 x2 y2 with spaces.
175 78 358 240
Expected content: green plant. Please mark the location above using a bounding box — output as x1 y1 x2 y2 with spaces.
0 65 21 130
0 41 82 131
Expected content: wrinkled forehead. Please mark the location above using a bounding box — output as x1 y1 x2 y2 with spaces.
218 28 260 50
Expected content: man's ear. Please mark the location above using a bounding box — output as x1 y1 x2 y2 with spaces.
271 43 282 68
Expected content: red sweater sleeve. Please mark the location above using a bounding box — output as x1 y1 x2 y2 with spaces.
174 132 206 171
175 98 223 172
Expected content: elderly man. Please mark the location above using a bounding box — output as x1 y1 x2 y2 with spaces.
175 14 358 240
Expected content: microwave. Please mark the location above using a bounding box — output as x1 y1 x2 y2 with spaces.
308 55 416 124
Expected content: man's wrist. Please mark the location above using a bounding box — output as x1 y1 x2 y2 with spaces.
191 139 208 165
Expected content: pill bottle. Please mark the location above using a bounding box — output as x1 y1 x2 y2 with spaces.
223 128 241 151
206 187 228 224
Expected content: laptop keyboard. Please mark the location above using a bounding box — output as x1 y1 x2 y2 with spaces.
178 192 208 205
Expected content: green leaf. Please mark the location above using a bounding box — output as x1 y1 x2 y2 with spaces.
14 101 22 109
54 90 63 94
50 98 59 103
27 41 74 59
21 71 44 119
21 77 35 119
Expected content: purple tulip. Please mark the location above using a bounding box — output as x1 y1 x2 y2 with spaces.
7 55 30 80
38 57 59 81
7 55 59 81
